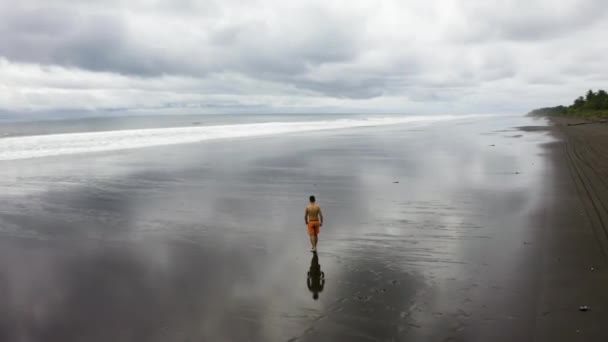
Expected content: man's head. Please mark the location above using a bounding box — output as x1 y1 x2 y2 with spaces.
309 195 316 203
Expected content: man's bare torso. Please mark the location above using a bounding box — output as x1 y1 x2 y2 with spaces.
306 204 321 221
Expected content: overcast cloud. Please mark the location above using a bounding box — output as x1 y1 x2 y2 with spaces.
0 0 607 118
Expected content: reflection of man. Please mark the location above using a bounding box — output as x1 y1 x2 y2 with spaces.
307 252 325 300
305 195 324 252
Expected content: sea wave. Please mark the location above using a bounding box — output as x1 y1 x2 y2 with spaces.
0 115 480 161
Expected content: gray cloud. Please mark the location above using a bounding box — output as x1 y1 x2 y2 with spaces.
0 3 362 78
455 0 608 42
0 0 607 116
0 7 185 76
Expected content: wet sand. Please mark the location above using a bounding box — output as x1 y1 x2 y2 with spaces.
0 115 606 341
532 117 608 341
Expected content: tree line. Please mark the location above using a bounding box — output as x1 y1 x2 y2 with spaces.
529 89 608 117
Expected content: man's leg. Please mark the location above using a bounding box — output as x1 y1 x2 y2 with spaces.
312 235 318 249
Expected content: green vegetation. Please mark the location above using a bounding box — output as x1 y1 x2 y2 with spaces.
528 105 567 116
529 89 608 118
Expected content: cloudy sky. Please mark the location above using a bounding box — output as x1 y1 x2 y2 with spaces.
1 0 607 119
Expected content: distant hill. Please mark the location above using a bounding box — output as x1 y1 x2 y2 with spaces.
529 89 608 117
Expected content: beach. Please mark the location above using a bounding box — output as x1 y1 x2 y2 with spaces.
0 114 607 341
532 117 608 341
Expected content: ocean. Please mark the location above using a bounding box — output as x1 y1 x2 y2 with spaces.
0 113 482 161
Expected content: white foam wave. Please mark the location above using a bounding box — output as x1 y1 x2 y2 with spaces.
0 115 479 161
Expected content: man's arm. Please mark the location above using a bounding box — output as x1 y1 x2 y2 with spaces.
304 208 309 225
319 208 324 226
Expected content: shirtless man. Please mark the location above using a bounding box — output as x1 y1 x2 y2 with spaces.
305 195 324 252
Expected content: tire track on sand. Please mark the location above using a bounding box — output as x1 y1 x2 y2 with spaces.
562 135 608 259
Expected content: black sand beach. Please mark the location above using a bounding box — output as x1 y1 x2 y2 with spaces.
1 115 607 341
532 117 608 341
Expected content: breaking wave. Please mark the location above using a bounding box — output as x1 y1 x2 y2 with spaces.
0 115 480 161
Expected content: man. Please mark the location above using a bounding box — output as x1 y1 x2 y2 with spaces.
305 195 324 252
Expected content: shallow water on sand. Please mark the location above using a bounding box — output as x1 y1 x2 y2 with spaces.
0 115 553 341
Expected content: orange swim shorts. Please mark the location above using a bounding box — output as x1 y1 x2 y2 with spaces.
308 221 320 236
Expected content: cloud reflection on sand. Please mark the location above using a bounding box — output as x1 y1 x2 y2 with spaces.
0 115 554 341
